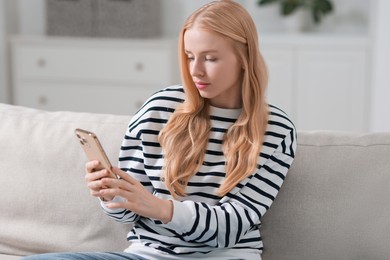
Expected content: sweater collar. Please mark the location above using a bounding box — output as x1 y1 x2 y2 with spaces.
209 105 242 119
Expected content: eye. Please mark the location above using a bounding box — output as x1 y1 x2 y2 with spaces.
187 56 194 61
205 57 217 62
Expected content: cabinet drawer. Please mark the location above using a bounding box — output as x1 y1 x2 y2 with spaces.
15 82 160 115
15 45 173 85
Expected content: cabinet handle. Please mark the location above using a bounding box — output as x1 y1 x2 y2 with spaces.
37 58 46 68
38 96 48 106
135 62 144 71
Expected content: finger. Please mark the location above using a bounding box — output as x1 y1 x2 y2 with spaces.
99 187 133 203
100 177 135 193
87 177 105 191
89 189 101 197
85 160 100 173
87 178 118 200
112 167 137 185
99 176 120 189
104 201 129 210
85 169 110 183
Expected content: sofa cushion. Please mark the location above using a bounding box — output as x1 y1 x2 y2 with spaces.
0 103 132 256
261 131 390 259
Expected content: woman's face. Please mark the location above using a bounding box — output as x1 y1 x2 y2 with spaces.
184 27 243 109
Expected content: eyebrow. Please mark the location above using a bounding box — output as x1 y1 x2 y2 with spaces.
184 49 219 55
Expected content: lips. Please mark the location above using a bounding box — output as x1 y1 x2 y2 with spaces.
195 81 210 90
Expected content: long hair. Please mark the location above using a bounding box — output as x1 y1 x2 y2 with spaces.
158 0 269 198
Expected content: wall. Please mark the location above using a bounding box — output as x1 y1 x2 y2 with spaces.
370 0 390 132
16 0 46 35
2 0 389 132
0 0 9 103
161 0 210 37
10 0 206 38
246 0 370 34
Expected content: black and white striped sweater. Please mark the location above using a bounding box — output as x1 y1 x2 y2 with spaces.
102 85 296 258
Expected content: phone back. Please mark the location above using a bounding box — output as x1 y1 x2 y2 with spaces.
74 128 113 173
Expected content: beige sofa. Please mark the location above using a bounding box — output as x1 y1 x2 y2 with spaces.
1 102 389 260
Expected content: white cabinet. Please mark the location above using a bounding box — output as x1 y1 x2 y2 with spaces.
261 34 370 132
10 36 180 115
10 35 371 132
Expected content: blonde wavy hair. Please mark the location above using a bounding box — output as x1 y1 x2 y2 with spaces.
158 0 269 198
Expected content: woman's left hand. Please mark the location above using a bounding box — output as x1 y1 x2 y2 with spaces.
99 167 173 224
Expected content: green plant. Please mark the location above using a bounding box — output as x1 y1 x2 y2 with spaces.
258 0 334 24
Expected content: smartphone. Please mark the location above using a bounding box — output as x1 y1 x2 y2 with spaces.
74 128 117 179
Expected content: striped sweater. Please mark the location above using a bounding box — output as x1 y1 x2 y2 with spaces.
102 85 296 258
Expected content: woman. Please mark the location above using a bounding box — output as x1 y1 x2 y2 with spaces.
24 0 296 259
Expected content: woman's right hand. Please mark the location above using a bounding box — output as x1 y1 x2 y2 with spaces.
85 160 115 201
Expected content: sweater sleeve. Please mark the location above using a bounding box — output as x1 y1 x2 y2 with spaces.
100 111 155 223
162 126 296 248
100 127 146 223
100 86 184 224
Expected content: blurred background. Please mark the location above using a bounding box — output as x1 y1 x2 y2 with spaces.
0 0 389 133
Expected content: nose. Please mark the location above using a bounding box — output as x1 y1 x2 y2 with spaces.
190 59 204 77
